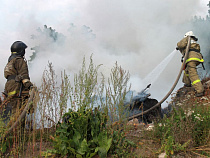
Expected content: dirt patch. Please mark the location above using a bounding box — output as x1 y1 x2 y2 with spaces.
125 123 161 157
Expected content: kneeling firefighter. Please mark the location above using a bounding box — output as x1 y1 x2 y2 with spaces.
3 41 33 125
176 31 204 97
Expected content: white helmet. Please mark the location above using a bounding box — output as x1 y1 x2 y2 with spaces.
184 31 195 37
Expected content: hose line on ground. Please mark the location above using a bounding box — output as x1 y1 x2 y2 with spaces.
127 36 191 121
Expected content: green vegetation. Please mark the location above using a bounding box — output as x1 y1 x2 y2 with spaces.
0 55 137 157
51 108 111 157
45 55 135 157
153 95 210 157
0 119 10 154
1 56 210 157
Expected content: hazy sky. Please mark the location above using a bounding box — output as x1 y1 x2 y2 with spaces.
0 0 209 107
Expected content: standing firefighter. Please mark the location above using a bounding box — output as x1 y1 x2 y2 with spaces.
176 31 204 97
3 41 33 124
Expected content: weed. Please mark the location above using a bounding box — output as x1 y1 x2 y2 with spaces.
47 56 135 157
0 55 136 157
153 98 210 156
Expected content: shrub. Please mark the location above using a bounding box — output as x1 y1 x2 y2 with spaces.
52 108 111 157
153 102 210 156
46 56 135 157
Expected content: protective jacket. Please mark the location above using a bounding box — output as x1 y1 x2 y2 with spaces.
177 37 204 64
4 54 31 97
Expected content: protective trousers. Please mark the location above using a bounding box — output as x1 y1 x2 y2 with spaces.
2 98 20 125
2 97 27 127
183 61 204 93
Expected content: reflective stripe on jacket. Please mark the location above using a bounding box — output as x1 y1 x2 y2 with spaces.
192 79 201 85
185 57 204 63
177 37 204 64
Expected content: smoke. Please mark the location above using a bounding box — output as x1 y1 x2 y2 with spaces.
0 0 208 108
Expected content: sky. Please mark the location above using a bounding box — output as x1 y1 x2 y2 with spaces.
0 0 209 108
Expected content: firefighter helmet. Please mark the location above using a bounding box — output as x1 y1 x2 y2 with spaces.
11 41 27 56
184 31 195 38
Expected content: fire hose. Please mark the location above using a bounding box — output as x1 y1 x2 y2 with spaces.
127 36 191 121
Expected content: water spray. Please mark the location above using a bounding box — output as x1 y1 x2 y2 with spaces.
127 36 191 120
143 50 177 85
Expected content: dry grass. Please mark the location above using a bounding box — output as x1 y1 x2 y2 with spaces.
1 58 210 157
0 57 134 157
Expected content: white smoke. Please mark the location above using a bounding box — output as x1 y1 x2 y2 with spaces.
0 0 208 107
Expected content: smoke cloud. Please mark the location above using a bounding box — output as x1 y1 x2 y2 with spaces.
0 0 208 107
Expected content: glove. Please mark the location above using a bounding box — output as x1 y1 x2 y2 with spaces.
23 81 33 89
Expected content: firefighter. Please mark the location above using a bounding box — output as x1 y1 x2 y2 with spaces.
3 41 33 124
176 31 204 97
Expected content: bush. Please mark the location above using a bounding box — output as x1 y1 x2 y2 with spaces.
153 103 210 156
51 108 111 157
44 55 135 157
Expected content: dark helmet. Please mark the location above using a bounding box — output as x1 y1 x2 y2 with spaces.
11 41 27 56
